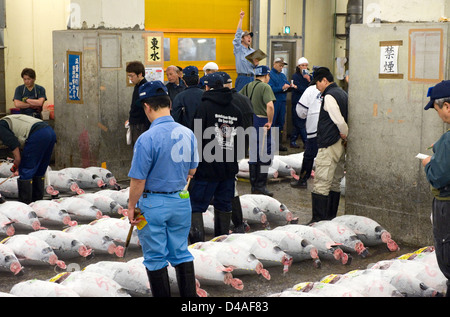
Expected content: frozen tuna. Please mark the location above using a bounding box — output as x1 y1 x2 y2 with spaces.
85 166 119 189
331 215 399 251
189 248 243 290
50 271 130 297
238 195 269 228
78 192 126 217
0 201 44 231
88 217 139 248
0 243 23 275
190 240 271 280
275 224 351 265
251 230 321 267
83 261 150 296
46 170 84 194
55 197 103 221
96 189 129 208
311 220 369 257
1 234 66 269
59 167 105 189
241 194 294 224
0 212 15 236
10 279 80 297
0 176 18 198
0 161 14 178
30 200 77 227
213 233 293 273
64 224 124 257
29 229 92 260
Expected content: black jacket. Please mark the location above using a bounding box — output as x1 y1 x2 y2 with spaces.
129 78 150 127
171 86 204 130
317 83 348 148
194 88 244 181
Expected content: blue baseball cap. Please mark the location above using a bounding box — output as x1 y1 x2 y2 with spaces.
204 73 224 89
183 66 199 77
216 71 232 84
424 80 450 110
139 81 168 101
255 65 270 76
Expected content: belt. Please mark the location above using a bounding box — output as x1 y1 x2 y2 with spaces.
237 73 254 77
143 190 181 194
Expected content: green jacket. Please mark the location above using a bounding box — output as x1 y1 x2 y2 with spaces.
425 129 450 200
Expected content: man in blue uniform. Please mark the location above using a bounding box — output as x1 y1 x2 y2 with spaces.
233 10 258 92
128 81 199 297
421 80 450 297
13 68 47 118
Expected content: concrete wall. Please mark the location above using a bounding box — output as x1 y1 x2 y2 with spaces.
52 30 147 179
346 23 449 245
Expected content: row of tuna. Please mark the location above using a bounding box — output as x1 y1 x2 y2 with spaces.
0 162 120 198
237 153 306 180
272 246 446 297
2 207 435 297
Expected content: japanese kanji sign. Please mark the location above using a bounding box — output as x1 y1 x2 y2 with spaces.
143 33 164 66
67 51 83 104
380 45 399 74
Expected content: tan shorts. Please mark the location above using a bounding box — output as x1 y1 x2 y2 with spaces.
312 139 346 196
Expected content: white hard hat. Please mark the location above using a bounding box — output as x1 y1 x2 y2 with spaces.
297 57 309 65
203 62 219 72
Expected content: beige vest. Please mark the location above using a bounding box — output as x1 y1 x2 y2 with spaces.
0 114 42 148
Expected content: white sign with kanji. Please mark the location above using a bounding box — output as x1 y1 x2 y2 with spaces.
380 45 399 74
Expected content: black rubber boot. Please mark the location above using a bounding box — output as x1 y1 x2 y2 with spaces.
32 176 46 202
0 194 5 204
327 191 341 220
174 261 197 297
306 193 329 224
146 266 171 297
17 179 33 205
214 208 232 237
231 196 245 233
252 165 273 197
188 212 205 244
279 130 288 151
249 164 258 193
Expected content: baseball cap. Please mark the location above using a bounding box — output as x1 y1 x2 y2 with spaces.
242 31 253 38
310 67 333 85
424 80 450 110
204 73 224 89
139 81 168 101
216 71 232 84
183 66 199 77
274 57 288 65
255 65 270 76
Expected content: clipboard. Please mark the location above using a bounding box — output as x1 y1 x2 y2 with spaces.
246 49 267 65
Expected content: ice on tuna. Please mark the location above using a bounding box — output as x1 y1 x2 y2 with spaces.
331 215 398 251
96 189 129 209
235 196 269 228
88 217 139 248
1 234 66 269
10 279 80 297
85 166 119 189
241 194 294 224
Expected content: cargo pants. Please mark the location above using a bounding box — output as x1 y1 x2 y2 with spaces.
312 138 345 196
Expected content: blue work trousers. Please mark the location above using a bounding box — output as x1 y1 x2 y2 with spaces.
137 193 194 271
20 126 56 180
190 178 235 213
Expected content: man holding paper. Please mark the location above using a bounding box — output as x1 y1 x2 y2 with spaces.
234 10 260 92
420 80 450 297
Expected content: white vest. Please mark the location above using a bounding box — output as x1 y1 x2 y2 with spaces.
0 114 42 148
